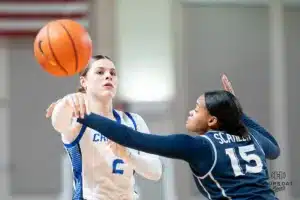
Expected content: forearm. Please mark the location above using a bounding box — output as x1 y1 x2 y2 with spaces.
126 151 162 181
250 130 280 160
242 114 279 147
51 100 73 133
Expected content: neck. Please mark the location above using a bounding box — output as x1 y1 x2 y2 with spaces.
87 96 114 120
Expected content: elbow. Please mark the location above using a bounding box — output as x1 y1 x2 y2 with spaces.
149 163 163 181
153 162 163 181
145 159 163 181
268 146 281 160
274 146 281 159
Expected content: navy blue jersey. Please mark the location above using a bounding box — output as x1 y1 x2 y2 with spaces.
191 131 276 200
77 113 280 200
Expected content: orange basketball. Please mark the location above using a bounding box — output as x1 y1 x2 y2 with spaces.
33 19 92 77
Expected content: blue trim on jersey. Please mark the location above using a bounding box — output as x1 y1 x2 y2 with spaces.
63 110 123 199
124 112 137 131
193 175 212 199
65 144 83 200
201 173 231 199
113 109 121 124
64 125 87 148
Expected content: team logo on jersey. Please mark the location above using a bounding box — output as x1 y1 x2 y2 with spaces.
92 132 108 142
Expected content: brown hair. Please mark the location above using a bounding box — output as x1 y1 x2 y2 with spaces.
77 55 112 93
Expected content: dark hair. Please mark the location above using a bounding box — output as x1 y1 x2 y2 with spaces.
204 90 248 137
77 54 112 93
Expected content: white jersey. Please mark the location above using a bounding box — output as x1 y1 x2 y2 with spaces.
62 110 150 200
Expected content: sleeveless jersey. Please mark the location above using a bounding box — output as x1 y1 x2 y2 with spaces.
63 110 142 200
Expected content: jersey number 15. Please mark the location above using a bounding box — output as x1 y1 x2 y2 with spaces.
225 144 263 177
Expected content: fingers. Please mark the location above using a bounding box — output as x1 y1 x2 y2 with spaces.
65 95 77 117
84 96 90 115
72 94 81 118
221 74 235 95
45 102 56 118
45 93 87 119
221 74 228 88
45 98 63 118
78 94 86 119
226 79 235 95
65 93 87 118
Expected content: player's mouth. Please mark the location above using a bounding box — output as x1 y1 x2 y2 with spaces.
103 82 114 89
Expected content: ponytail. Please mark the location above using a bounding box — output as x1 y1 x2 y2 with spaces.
218 119 248 137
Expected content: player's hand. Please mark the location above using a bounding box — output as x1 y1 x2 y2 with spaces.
108 141 130 161
45 99 62 118
221 74 235 95
62 93 88 119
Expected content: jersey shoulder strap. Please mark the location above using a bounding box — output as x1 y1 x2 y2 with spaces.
124 112 137 131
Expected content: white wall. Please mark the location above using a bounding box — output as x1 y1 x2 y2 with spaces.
115 0 175 103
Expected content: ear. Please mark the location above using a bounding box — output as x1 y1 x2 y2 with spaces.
208 116 218 127
80 76 87 89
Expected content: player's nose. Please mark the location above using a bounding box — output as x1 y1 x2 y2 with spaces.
104 72 112 80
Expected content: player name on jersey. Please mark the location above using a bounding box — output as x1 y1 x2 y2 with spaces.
213 132 252 144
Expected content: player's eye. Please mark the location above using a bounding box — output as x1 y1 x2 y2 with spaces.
110 71 116 76
97 71 105 75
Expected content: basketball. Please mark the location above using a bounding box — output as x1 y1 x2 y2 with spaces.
33 19 92 77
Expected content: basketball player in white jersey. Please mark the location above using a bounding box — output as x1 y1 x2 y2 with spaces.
46 55 162 200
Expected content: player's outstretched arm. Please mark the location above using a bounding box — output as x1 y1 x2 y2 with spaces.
127 148 162 181
221 74 280 160
51 93 86 142
125 114 162 181
77 113 213 163
242 114 280 160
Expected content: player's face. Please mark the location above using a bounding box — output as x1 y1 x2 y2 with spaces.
186 95 215 134
82 59 118 100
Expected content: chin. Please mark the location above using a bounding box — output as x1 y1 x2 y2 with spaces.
185 123 194 132
96 91 116 100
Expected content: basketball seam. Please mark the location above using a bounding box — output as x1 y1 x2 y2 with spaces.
59 22 78 73
46 24 68 75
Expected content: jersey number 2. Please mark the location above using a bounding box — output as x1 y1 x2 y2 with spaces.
112 159 124 175
225 144 263 177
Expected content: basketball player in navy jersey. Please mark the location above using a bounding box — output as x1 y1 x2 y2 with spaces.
74 74 280 200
